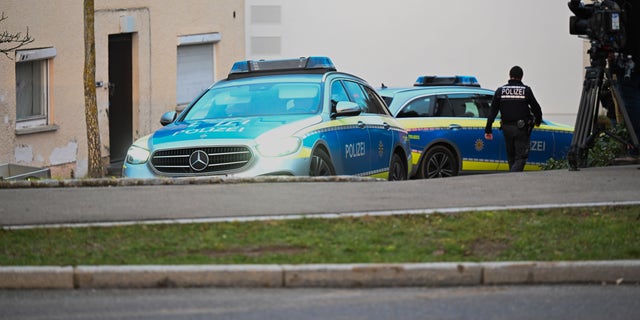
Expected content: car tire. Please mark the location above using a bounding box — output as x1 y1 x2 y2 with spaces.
388 152 407 181
310 148 335 176
418 145 458 179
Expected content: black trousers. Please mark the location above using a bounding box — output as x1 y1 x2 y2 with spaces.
501 124 530 172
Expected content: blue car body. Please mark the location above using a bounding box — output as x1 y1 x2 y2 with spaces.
123 57 411 180
377 79 573 178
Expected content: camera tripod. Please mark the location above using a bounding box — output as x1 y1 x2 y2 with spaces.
567 46 639 171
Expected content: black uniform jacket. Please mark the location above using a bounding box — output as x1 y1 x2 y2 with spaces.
485 79 543 134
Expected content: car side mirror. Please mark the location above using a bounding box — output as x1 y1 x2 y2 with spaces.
333 101 361 118
160 111 177 126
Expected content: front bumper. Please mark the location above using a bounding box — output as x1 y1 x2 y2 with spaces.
122 147 312 179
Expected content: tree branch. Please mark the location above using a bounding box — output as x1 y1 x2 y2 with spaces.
0 12 35 59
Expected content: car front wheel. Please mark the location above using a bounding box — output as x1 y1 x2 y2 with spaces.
310 148 335 176
388 153 407 181
419 145 458 179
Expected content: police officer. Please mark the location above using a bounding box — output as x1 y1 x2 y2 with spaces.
484 66 542 172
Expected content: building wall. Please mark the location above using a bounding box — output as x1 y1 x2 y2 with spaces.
0 0 245 178
245 0 586 126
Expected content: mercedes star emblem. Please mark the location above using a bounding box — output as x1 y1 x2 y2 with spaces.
189 150 209 171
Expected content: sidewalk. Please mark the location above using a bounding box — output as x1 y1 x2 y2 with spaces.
1 261 639 289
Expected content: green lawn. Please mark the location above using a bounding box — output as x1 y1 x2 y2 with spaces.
1 206 639 266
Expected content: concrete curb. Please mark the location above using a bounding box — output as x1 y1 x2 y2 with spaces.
0 266 75 289
282 263 482 287
74 265 283 289
482 260 640 285
1 260 639 289
0 175 382 189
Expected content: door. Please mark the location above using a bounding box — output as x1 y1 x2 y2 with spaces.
330 80 371 175
359 85 394 175
437 94 503 171
108 33 133 163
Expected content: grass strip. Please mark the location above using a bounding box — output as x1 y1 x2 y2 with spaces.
1 206 639 266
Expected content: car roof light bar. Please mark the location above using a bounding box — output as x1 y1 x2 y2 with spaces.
414 75 480 87
228 56 336 79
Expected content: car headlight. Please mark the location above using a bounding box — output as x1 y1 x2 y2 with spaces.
256 136 301 157
125 145 150 164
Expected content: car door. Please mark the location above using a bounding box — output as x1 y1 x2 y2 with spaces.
528 123 557 166
329 80 371 175
358 84 394 175
438 93 503 171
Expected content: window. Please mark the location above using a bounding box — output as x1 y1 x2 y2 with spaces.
342 81 369 113
435 97 454 117
330 80 350 113
339 81 388 115
249 5 282 56
398 96 434 117
251 5 281 24
361 86 388 115
445 94 493 118
15 48 55 129
250 36 281 55
177 33 220 106
474 94 493 118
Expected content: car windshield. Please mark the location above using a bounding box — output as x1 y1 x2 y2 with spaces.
183 82 322 120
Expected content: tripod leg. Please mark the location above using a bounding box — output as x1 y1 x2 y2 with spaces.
568 67 602 170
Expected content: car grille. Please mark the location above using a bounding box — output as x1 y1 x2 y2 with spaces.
151 146 252 175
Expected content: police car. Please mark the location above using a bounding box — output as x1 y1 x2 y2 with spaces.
377 75 573 178
123 57 411 180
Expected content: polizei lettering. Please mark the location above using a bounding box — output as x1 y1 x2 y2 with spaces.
530 140 546 151
172 119 250 136
345 142 366 158
500 86 526 99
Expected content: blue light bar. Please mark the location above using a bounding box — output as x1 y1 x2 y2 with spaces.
229 56 336 76
414 75 480 87
305 56 335 69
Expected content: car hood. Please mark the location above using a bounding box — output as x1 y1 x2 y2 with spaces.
148 115 322 148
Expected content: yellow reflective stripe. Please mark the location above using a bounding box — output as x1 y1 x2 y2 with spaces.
498 162 543 170
370 171 388 179
462 160 542 171
523 164 543 171
411 151 421 166
461 160 499 171
296 147 313 159
399 118 572 133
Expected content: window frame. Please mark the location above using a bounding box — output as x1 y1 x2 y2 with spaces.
15 48 56 131
176 33 221 107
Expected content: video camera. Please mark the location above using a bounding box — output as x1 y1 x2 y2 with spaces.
568 0 625 54
566 0 639 170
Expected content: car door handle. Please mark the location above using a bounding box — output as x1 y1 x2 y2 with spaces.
383 122 391 130
448 124 462 130
357 121 366 129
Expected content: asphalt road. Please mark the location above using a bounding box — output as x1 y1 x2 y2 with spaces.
2 285 639 320
1 165 639 227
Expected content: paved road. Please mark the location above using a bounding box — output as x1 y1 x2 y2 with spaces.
1 165 639 227
2 285 639 320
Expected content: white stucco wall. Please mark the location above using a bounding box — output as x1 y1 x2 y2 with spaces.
1 0 245 178
246 0 585 126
